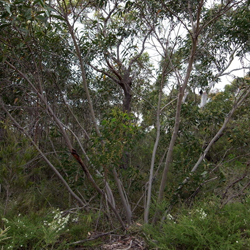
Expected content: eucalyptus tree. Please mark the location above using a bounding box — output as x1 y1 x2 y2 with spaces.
78 0 154 112
189 0 250 107
0 0 129 228
135 0 250 223
0 0 92 208
57 0 156 224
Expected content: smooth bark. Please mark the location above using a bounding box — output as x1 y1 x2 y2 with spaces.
157 37 198 203
113 168 132 225
144 75 164 223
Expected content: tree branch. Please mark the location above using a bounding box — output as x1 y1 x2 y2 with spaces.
179 86 250 189
0 98 86 207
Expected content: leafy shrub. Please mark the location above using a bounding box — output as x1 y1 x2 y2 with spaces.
144 199 250 249
1 208 71 249
0 208 102 249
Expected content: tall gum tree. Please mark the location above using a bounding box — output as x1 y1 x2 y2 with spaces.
81 0 154 112
0 0 127 229
48 0 143 225
137 0 248 222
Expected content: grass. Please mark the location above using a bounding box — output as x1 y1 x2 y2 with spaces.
144 197 250 250
1 196 250 249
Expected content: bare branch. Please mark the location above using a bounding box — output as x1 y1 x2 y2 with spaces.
128 28 154 70
5 60 73 149
0 98 86 207
89 63 121 85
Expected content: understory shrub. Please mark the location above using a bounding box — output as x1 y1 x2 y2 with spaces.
1 208 71 249
0 207 102 249
144 198 250 250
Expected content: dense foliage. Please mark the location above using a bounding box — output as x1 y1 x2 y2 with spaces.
0 0 250 248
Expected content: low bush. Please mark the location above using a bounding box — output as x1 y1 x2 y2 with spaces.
0 208 99 249
144 198 250 249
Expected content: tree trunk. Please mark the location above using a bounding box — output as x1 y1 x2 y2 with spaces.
121 74 132 113
123 91 132 113
153 19 199 223
144 81 163 223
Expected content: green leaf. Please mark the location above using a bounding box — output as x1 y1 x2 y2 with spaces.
5 5 11 15
0 23 10 29
50 14 65 21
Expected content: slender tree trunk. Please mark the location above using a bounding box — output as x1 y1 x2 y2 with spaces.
66 19 101 136
113 168 132 225
144 78 163 223
152 28 199 223
157 39 197 203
